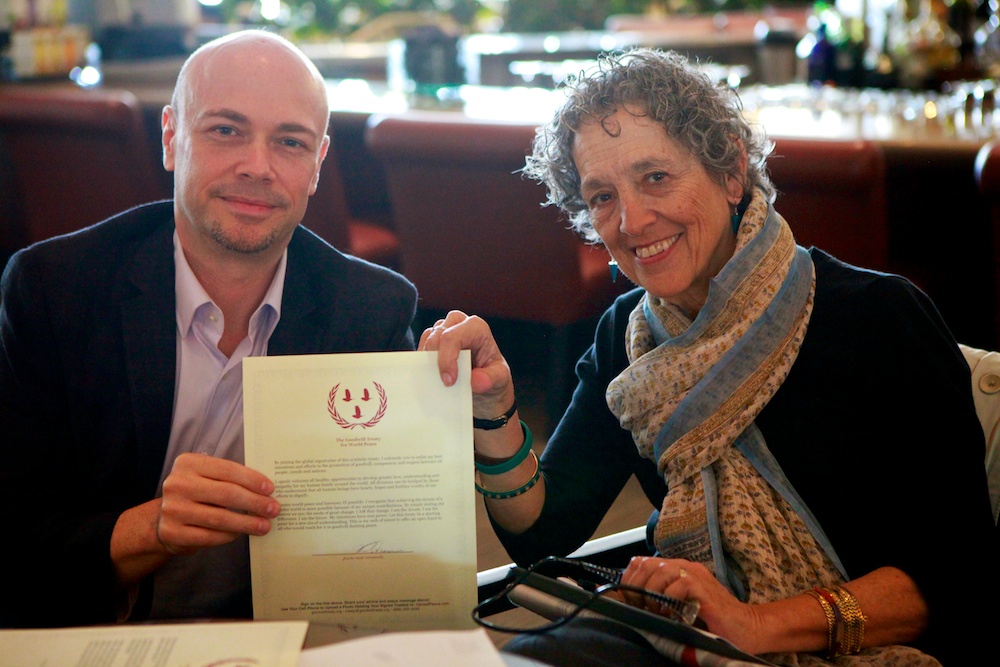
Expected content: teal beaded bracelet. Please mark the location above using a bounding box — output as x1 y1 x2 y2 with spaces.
475 450 541 500
473 420 533 475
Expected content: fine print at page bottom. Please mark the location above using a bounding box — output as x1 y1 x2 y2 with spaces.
244 350 476 633
0 621 308 667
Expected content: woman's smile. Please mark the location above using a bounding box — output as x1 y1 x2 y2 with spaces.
635 233 681 260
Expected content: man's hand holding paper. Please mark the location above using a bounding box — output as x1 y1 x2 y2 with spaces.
158 453 281 551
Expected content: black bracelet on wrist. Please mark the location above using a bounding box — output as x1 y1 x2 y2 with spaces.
473 399 517 430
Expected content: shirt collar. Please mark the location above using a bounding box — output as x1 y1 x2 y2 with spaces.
173 231 287 337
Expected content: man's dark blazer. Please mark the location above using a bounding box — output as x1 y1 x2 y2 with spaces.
0 201 417 627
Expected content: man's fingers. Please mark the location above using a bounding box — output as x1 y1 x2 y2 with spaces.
155 453 280 553
171 452 275 496
157 494 273 553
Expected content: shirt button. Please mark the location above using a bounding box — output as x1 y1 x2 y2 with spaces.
980 373 1000 394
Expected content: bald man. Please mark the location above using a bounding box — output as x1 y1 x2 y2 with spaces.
0 31 416 626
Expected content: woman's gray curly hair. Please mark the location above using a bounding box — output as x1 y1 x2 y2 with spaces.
523 48 774 243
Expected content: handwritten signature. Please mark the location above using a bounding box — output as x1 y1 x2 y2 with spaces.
357 541 409 554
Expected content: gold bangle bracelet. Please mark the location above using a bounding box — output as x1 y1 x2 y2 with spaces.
830 586 867 655
806 589 836 655
809 585 867 657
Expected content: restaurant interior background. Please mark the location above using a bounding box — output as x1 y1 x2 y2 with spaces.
2 0 1000 87
3 0 1000 369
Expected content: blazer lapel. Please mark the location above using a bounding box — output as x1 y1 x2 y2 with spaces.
269 233 322 356
120 223 177 496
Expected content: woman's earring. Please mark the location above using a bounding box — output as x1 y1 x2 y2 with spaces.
608 259 619 282
731 207 740 235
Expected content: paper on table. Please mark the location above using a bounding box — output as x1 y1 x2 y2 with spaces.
244 350 476 632
0 620 307 667
298 628 506 667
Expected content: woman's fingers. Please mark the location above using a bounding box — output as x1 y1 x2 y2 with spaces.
621 556 697 613
421 311 516 409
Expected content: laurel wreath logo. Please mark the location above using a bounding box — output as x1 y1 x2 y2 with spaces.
327 382 388 429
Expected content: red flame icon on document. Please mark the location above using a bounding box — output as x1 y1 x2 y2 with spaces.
327 382 387 429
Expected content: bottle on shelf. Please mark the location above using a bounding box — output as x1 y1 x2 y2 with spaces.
836 14 871 87
899 0 962 87
807 21 839 84
878 0 914 86
974 0 1000 77
948 0 987 77
800 1 874 87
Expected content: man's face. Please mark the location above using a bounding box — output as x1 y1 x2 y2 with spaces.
162 40 330 261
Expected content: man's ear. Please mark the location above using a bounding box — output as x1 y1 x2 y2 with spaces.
162 105 177 173
309 134 331 196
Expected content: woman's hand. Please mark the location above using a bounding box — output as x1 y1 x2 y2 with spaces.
419 310 516 419
420 311 544 533
621 556 766 653
620 557 929 656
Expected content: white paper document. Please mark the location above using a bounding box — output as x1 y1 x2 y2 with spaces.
244 350 476 632
0 620 307 667
298 628 506 667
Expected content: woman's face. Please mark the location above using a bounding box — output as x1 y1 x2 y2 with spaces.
573 109 743 317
